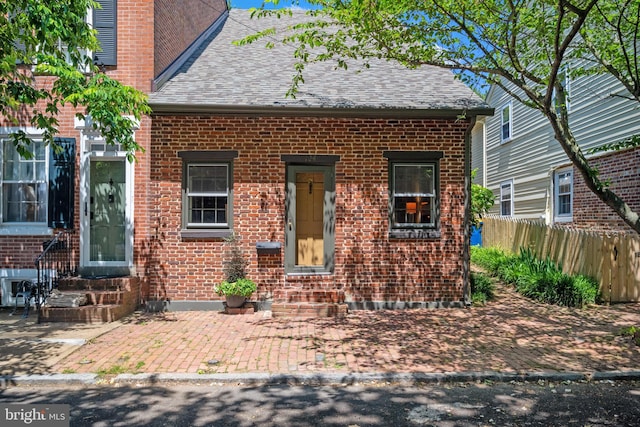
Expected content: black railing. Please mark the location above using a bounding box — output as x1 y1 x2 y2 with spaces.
32 231 76 323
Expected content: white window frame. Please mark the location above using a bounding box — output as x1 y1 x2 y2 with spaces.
0 129 51 236
500 102 513 143
500 180 514 217
554 168 573 222
185 163 230 229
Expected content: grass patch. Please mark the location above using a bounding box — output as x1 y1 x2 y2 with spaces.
95 358 146 378
471 246 600 308
96 365 128 378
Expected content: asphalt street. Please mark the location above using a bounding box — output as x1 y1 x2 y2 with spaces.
1 379 639 426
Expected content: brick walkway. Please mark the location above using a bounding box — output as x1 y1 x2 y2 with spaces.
56 283 640 376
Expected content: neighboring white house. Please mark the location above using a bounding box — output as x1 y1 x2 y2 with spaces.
473 70 640 232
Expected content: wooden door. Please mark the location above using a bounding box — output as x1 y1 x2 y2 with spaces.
295 172 324 266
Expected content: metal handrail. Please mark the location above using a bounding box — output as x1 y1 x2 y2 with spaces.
33 230 76 323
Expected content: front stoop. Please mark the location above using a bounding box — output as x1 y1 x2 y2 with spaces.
272 289 348 318
39 276 140 323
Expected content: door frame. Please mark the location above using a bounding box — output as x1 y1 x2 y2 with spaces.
79 152 134 275
285 164 335 274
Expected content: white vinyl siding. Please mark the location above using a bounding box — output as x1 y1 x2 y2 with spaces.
470 120 486 186
485 68 640 223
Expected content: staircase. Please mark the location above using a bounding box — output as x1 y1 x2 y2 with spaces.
40 276 140 323
271 289 348 318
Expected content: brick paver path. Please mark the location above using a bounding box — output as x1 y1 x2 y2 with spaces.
58 283 640 375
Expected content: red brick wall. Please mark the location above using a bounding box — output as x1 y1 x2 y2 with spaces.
148 114 471 304
572 147 640 233
0 0 154 273
154 0 228 77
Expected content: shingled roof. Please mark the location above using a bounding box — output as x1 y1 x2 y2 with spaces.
150 9 492 117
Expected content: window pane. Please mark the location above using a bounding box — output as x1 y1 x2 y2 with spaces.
502 105 510 122
188 165 227 193
501 200 511 216
558 172 571 194
558 194 571 215
2 183 46 222
394 196 433 226
501 105 511 140
500 183 512 216
502 123 510 140
394 165 434 194
189 196 227 225
1 140 47 224
556 171 572 217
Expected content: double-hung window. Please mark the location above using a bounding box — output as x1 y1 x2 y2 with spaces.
554 168 573 222
500 180 513 217
384 151 442 238
501 103 512 143
1 138 47 225
179 151 237 238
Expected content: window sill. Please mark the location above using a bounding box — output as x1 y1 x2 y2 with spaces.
180 229 232 239
0 226 52 237
554 216 573 224
389 229 441 239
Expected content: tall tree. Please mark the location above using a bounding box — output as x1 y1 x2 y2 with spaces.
1 0 150 160
242 0 640 234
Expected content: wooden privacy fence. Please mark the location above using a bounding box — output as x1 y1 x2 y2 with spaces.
481 217 640 303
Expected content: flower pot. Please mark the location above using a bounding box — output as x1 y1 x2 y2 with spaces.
225 295 246 308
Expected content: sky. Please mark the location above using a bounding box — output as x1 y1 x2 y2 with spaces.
230 1 317 9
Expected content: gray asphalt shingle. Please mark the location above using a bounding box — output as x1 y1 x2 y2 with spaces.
150 10 489 113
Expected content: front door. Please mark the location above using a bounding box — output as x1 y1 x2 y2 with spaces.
285 165 335 273
80 155 132 274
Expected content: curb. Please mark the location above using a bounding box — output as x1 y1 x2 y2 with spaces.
3 370 640 388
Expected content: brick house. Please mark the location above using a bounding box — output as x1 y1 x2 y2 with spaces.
0 0 228 314
147 10 492 315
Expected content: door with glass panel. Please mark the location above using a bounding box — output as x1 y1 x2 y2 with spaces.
285 165 335 273
85 157 127 264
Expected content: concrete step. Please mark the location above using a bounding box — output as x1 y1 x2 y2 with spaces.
271 302 348 318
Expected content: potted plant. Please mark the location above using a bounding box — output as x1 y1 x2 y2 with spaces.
214 234 257 308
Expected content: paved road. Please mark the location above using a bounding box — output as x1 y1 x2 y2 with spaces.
1 380 639 426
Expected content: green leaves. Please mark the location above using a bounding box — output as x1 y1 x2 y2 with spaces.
1 0 149 160
471 169 495 227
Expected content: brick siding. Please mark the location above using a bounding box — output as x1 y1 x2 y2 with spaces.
0 0 156 270
572 147 640 233
148 114 471 305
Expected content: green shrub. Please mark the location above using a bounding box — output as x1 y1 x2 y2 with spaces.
470 272 495 305
470 246 600 307
470 246 508 275
214 278 257 297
